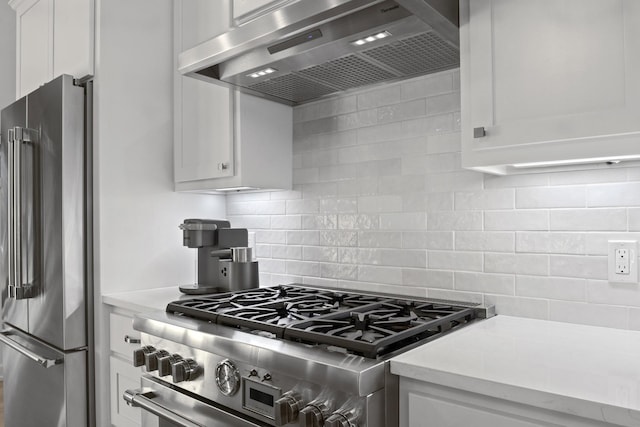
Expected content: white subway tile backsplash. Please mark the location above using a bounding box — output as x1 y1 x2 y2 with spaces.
485 211 549 231
630 208 640 231
270 215 301 230
483 295 549 320
227 71 640 331
357 86 402 109
320 263 358 281
428 251 483 272
426 92 460 116
428 211 483 231
337 178 379 197
319 230 358 247
550 209 627 231
516 186 586 209
515 232 585 255
358 231 403 248
286 230 320 246
302 215 338 230
319 198 358 214
549 255 607 280
548 300 628 329
455 231 514 252
358 195 403 213
426 170 483 192
379 213 427 231
401 72 453 100
587 183 640 207
358 265 403 285
403 269 454 289
455 189 515 210
303 246 338 263
426 132 461 154
454 272 515 295
271 245 302 260
378 99 427 124
516 276 586 302
584 232 640 255
286 260 320 276
255 231 287 244
586 280 640 307
403 231 453 250
338 214 379 230
484 253 549 276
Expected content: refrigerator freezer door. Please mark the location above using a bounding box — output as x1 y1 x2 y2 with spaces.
1 96 30 333
26 75 87 351
1 326 88 427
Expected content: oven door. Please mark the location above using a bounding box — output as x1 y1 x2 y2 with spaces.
124 377 270 427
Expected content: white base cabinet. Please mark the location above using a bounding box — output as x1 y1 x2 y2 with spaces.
460 0 640 174
400 378 621 427
109 309 143 427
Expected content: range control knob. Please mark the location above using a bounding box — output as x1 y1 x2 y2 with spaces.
324 414 350 427
325 412 356 427
157 353 183 377
274 391 303 426
299 400 333 427
145 349 169 372
132 346 155 367
171 358 199 383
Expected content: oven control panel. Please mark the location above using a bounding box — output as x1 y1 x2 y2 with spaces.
132 338 370 427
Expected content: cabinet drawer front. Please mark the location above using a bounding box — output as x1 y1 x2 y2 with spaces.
110 313 140 358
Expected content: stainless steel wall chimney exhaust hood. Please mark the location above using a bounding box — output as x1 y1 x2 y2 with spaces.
179 0 460 106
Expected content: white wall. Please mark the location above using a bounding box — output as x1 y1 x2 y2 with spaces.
228 69 640 332
94 0 225 294
93 1 225 424
0 0 15 108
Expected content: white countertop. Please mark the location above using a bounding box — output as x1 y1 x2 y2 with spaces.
102 286 185 313
391 315 640 426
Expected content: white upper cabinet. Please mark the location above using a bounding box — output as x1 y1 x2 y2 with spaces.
10 0 94 98
174 0 234 183
460 0 640 174
174 0 292 192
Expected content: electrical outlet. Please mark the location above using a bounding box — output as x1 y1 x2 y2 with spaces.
615 248 629 274
608 240 638 283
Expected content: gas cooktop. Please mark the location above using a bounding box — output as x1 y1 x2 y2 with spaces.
166 284 484 358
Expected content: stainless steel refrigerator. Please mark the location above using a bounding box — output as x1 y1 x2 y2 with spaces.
0 74 94 427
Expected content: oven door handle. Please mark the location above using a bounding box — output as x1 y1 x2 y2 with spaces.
124 388 203 427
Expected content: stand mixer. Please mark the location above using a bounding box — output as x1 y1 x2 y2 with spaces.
178 219 259 295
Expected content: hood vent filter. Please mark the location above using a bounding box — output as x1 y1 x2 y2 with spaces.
248 31 458 104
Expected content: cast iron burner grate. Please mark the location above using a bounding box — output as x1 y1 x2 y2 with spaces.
166 285 478 358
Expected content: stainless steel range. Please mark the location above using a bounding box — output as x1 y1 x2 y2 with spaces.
125 284 493 427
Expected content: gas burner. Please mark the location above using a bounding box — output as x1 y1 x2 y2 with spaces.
166 285 480 358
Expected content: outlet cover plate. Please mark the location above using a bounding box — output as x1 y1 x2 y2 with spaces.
608 240 638 283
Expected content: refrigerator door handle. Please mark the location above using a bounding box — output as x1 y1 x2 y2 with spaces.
0 330 63 368
7 129 15 297
8 126 38 300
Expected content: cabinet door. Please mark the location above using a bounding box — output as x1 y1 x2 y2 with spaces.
53 0 94 79
110 356 142 427
15 0 52 97
461 0 640 173
174 0 234 183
